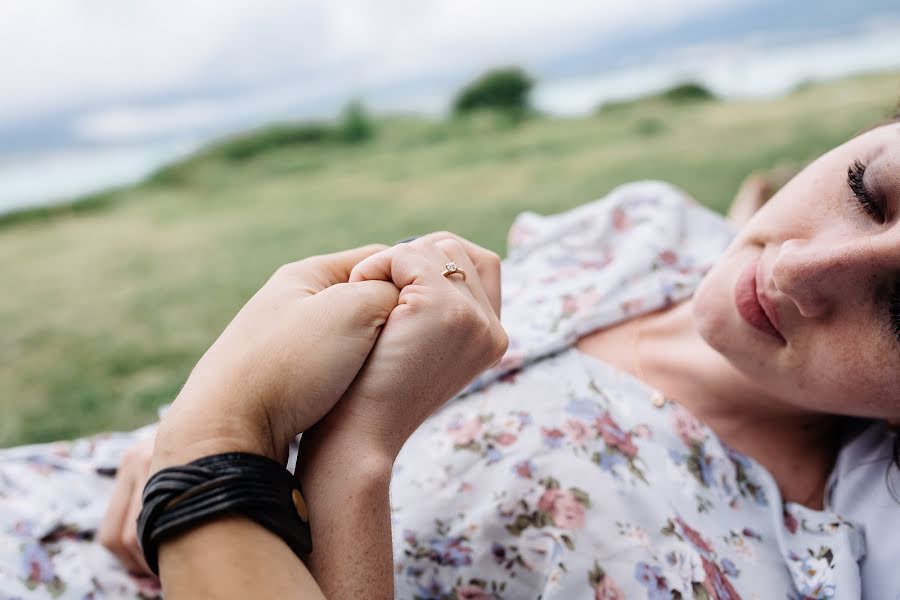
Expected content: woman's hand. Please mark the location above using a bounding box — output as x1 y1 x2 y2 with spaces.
294 232 507 599
151 244 400 470
98 437 155 577
303 232 507 461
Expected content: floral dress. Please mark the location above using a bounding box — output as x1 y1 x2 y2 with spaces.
0 181 887 599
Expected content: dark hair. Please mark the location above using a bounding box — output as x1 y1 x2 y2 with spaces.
888 108 900 490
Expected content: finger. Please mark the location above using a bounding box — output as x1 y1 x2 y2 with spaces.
123 478 153 575
348 243 460 292
98 469 144 574
310 280 401 338
408 237 479 304
280 244 389 294
415 232 502 318
433 238 493 316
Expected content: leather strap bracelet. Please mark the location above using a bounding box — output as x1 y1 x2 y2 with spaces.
137 452 312 574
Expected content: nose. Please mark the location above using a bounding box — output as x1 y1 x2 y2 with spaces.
771 237 875 319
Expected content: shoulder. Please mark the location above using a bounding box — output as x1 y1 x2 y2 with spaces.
506 180 731 261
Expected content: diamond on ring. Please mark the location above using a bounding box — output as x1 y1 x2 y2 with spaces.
441 262 466 280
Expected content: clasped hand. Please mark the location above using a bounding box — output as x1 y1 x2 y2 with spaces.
99 233 507 574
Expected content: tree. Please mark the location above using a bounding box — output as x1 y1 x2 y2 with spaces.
338 100 374 143
452 67 534 116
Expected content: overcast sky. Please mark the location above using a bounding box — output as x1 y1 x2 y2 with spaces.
1 0 751 146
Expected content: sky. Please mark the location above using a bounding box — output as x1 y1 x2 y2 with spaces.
2 0 898 156
2 0 751 150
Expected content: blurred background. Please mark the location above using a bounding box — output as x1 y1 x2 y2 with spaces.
2 0 900 446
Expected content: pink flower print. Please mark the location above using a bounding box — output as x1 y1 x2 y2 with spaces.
541 427 566 448
620 298 645 317
783 507 799 534
494 432 517 446
632 424 652 439
672 405 706 447
537 489 586 530
20 542 57 587
594 576 626 600
675 517 714 556
449 418 482 445
513 460 534 479
458 482 473 493
701 556 743 600
455 584 493 600
612 206 631 231
658 249 678 266
594 413 638 458
564 419 591 443
561 289 602 318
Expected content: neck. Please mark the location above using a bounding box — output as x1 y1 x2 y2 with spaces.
635 300 840 509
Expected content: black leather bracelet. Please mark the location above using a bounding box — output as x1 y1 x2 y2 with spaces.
137 452 312 574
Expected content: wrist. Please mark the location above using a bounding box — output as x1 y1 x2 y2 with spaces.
296 422 393 501
151 397 284 472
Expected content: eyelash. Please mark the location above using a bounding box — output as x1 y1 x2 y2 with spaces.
847 160 900 343
847 160 884 223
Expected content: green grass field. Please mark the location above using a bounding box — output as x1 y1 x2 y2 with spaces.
2 71 898 446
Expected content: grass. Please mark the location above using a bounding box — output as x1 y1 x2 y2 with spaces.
1 71 898 446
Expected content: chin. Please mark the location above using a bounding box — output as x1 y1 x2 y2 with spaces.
691 269 733 353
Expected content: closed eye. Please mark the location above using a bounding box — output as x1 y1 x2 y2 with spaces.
847 160 885 224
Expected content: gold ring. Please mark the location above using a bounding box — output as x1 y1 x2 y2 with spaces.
441 261 466 280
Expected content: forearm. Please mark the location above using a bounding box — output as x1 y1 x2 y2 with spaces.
296 428 395 599
151 414 323 598
158 517 326 600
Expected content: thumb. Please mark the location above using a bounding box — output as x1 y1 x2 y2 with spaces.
291 244 390 293
308 280 400 340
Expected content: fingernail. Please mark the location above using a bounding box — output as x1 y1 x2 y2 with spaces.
394 235 419 244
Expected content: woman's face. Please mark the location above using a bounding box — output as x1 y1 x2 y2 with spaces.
693 121 900 420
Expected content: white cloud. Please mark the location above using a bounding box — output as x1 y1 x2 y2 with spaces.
1 0 746 140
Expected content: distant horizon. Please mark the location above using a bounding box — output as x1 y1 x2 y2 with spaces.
2 19 900 216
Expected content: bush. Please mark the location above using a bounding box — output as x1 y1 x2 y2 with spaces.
338 100 374 144
658 82 716 103
211 123 336 161
453 67 534 116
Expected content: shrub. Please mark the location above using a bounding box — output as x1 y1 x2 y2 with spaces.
453 67 534 116
211 123 336 161
658 82 716 103
338 100 374 144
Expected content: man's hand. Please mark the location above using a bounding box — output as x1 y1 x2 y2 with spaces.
152 244 400 470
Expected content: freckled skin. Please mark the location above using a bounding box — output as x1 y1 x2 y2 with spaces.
693 123 900 420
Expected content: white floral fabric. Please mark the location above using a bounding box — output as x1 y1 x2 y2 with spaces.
0 181 885 599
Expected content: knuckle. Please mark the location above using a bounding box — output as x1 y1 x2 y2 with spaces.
273 261 300 280
435 238 466 255
277 254 325 278
483 250 501 269
492 326 510 359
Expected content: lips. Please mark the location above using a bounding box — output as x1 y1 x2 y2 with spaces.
734 258 785 343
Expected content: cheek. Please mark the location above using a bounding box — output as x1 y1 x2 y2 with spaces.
797 326 900 418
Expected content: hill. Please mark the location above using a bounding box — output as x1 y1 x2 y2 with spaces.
1 71 898 445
